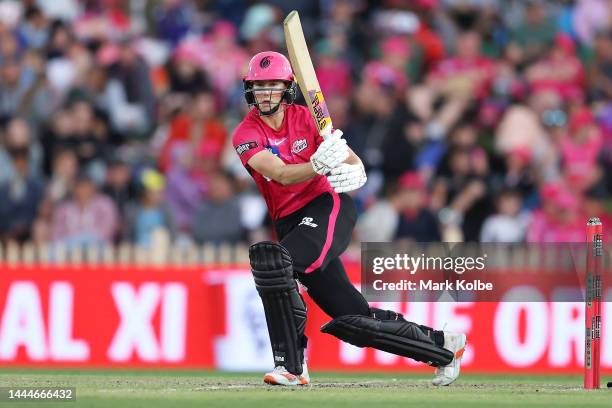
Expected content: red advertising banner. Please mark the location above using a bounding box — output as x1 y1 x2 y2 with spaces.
0 264 213 368
0 263 611 374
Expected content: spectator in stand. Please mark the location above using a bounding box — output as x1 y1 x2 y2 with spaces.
192 171 244 244
431 147 492 241
314 38 352 97
0 118 43 185
125 169 176 246
363 36 411 97
409 31 492 144
164 143 207 237
527 183 584 243
356 181 404 242
55 100 111 170
560 107 604 193
0 136 45 243
510 0 557 65
525 34 584 103
583 186 612 241
427 30 495 100
194 20 249 108
31 198 54 245
46 148 78 203
480 189 530 243
589 28 612 101
353 62 407 174
159 89 226 173
45 20 74 60
154 0 197 48
102 156 137 225
395 171 441 242
433 120 481 179
380 112 423 181
493 147 538 208
0 51 38 121
166 46 210 95
32 149 78 246
41 108 75 174
19 6 51 51
72 0 130 43
51 173 118 246
107 38 155 137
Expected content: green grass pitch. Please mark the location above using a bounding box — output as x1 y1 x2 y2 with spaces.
0 369 610 407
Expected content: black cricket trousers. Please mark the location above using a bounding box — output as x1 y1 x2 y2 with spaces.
274 192 370 318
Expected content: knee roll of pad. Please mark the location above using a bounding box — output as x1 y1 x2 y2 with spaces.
250 242 307 375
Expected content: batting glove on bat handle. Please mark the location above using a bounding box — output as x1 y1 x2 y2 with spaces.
310 130 348 175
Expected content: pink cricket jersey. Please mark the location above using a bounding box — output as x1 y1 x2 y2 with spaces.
232 105 334 220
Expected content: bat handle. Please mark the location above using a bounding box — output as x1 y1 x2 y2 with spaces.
320 123 334 140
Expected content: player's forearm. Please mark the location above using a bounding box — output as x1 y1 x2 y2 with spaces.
273 162 317 185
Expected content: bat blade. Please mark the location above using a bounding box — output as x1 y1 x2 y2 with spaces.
283 10 333 138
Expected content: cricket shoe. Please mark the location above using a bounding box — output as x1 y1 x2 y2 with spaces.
263 363 310 386
432 332 467 386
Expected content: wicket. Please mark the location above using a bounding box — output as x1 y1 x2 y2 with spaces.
585 217 603 389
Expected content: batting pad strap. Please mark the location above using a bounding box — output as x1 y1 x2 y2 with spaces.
370 308 445 347
250 242 307 375
321 315 454 367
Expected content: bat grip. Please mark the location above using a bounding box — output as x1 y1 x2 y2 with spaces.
320 124 334 140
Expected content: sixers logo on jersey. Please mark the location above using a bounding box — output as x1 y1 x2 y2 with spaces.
291 139 307 154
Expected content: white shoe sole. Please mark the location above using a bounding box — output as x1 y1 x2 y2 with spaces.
433 333 467 386
263 373 309 386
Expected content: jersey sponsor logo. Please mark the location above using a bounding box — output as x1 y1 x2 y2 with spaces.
236 141 258 156
299 217 318 228
291 139 308 154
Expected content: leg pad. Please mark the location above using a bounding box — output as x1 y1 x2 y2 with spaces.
250 242 307 374
321 314 453 366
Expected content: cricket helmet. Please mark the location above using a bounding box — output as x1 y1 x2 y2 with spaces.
245 51 294 81
243 51 298 115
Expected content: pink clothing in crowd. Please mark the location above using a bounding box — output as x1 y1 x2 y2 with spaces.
560 132 602 183
51 194 119 243
528 57 584 101
526 209 584 243
428 56 495 98
316 61 352 96
560 109 603 188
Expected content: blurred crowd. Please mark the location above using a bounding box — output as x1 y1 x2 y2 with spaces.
1 0 612 248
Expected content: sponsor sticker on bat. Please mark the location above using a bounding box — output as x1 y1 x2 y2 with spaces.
308 90 332 133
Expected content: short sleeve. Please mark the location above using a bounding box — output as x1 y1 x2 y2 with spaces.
232 128 265 166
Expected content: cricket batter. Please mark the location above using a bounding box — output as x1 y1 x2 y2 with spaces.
233 51 466 386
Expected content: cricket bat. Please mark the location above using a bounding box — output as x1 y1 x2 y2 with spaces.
283 10 333 138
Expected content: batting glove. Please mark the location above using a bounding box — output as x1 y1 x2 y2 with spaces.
327 162 367 193
310 129 348 175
